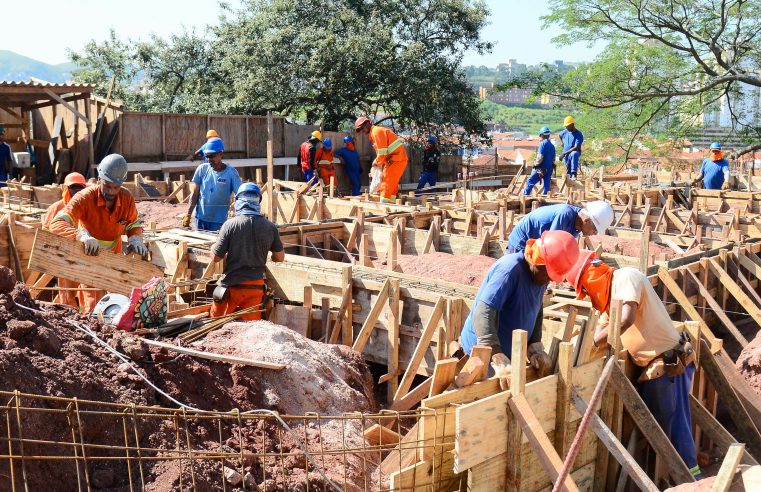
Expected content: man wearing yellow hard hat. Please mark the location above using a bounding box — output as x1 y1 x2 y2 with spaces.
190 129 222 163
559 116 583 180
297 130 323 183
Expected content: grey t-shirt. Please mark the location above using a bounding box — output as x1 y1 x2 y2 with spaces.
211 215 284 286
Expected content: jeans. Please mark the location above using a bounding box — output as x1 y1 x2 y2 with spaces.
524 168 552 195
195 218 225 232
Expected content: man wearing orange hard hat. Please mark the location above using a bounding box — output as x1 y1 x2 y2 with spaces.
565 251 701 479
459 230 581 389
354 117 408 203
190 129 222 163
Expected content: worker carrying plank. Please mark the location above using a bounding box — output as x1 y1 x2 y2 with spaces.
49 154 148 313
523 126 555 196
334 135 362 196
459 231 581 386
297 131 323 184
691 142 730 190
559 116 583 180
315 138 336 188
208 182 285 321
182 137 242 232
41 172 87 308
355 117 408 203
565 251 702 479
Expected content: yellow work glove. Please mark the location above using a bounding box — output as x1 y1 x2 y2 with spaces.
181 214 192 228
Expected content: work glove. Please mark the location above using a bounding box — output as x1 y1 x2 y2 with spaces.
721 182 730 190
528 342 552 378
126 236 149 258
180 214 191 228
78 229 100 256
491 352 512 391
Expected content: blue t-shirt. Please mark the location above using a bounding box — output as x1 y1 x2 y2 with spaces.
559 129 584 154
192 163 242 224
536 139 556 171
334 147 361 174
460 253 547 355
0 142 13 168
700 158 729 190
507 204 581 252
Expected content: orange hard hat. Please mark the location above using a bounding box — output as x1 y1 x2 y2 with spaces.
354 117 372 130
63 172 86 188
536 230 581 282
206 129 220 139
564 249 596 295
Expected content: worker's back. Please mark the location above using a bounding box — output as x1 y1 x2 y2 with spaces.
507 203 580 252
212 215 282 287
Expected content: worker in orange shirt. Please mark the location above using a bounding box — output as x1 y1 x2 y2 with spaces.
355 117 408 202
42 172 87 308
315 137 336 189
49 154 148 313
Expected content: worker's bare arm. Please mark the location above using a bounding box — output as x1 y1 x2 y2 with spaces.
593 300 638 346
271 250 285 262
186 187 200 216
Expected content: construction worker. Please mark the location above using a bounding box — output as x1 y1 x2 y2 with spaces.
565 251 701 479
415 135 441 196
0 125 14 187
41 172 88 308
182 137 242 232
692 142 730 190
315 137 336 188
297 131 322 183
507 201 615 253
355 117 408 202
209 182 285 321
49 154 148 314
334 135 361 195
190 129 221 163
559 116 583 180
524 127 555 196
460 231 581 386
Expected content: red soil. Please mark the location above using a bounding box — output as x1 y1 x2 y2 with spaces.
374 252 496 286
587 234 701 260
136 201 185 230
736 331 761 397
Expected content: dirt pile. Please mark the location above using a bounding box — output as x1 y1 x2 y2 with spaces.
136 201 185 229
588 234 700 260
374 252 496 286
736 331 761 397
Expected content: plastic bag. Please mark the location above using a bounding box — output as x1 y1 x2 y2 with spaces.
369 165 382 194
113 276 168 331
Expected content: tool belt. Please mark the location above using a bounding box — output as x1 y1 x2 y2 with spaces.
212 283 267 303
638 331 695 383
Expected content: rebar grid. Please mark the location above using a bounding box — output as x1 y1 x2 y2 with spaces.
0 390 456 491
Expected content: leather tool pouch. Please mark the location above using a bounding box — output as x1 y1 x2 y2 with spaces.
212 285 229 303
662 349 685 377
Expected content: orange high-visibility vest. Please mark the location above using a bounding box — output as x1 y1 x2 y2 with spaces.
369 126 404 166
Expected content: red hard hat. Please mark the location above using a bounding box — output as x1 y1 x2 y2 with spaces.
564 249 596 294
354 117 372 130
63 172 87 187
537 230 581 282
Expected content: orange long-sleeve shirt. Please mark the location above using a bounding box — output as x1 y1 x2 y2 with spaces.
369 126 406 166
42 199 65 229
49 185 143 254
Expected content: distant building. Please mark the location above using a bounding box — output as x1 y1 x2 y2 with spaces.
479 84 532 105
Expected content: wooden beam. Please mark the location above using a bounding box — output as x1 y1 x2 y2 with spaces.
707 258 761 327
42 88 90 125
352 279 390 352
140 338 285 370
428 358 458 397
684 269 748 346
266 111 274 220
554 342 574 458
689 394 758 466
387 279 401 401
712 444 745 492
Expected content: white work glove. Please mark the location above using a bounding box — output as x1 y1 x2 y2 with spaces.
127 236 149 258
78 229 100 256
491 352 512 391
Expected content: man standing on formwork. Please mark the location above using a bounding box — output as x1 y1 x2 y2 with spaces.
50 154 149 313
523 126 555 196
355 117 408 203
209 183 285 321
564 251 702 479
459 231 581 387
297 131 323 184
559 116 583 180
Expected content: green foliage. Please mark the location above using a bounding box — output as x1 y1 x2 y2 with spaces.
480 100 568 133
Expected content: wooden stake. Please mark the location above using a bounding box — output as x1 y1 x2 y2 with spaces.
712 444 745 492
387 279 401 401
266 111 274 220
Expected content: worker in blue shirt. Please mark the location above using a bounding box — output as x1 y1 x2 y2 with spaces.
190 129 221 163
507 201 614 253
0 126 15 188
182 137 242 231
558 116 583 179
334 135 362 195
692 142 730 190
415 135 441 196
460 231 580 388
524 127 556 196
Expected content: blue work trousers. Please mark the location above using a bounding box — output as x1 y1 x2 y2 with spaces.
347 171 361 196
416 170 437 195
195 218 225 232
303 169 315 183
640 362 700 477
524 168 552 195
564 151 580 176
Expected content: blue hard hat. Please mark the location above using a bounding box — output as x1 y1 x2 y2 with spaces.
322 138 332 149
427 135 437 144
710 142 722 150
236 182 261 198
343 135 353 144
203 137 225 155
539 126 551 135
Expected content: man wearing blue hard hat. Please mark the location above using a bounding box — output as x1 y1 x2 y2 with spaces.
335 135 362 195
524 126 556 196
182 137 242 231
415 135 441 195
692 142 730 190
209 182 284 321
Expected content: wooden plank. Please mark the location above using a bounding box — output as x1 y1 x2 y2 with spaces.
380 422 421 476
738 252 761 281
428 358 458 398
28 229 164 296
555 342 574 458
352 279 390 352
506 329 527 491
712 444 745 492
689 394 758 466
140 338 285 370
454 389 510 472
707 258 761 327
684 269 748 346
387 279 401 401
363 423 402 447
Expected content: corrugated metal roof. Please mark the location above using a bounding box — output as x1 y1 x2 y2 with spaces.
0 80 94 89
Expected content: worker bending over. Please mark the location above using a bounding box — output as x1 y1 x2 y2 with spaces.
355 117 408 202
183 137 241 232
507 201 614 253
559 116 583 180
316 138 336 188
42 172 87 308
524 127 555 196
692 142 730 190
565 251 701 479
298 131 322 183
335 135 362 196
209 183 285 321
190 129 221 163
50 154 148 313
415 136 441 196
460 231 580 386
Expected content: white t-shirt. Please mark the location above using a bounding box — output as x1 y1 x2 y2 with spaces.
610 268 680 367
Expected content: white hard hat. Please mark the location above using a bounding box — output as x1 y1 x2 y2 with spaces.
582 201 614 234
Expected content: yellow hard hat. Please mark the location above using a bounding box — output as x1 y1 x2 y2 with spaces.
311 130 323 140
564 116 575 126
206 129 220 138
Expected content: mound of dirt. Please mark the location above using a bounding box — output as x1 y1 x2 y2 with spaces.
736 331 761 397
136 201 185 229
374 252 496 286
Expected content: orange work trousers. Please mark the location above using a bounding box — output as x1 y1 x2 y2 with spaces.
380 153 408 200
317 165 336 187
210 280 265 321
55 277 80 309
79 287 107 314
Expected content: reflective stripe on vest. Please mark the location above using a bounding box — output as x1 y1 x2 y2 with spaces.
376 138 404 156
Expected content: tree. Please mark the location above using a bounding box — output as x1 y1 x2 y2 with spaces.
507 0 761 158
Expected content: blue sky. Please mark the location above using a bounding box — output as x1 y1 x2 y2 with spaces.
6 0 602 67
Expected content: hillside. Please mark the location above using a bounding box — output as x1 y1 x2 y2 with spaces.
0 50 76 83
481 100 570 133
